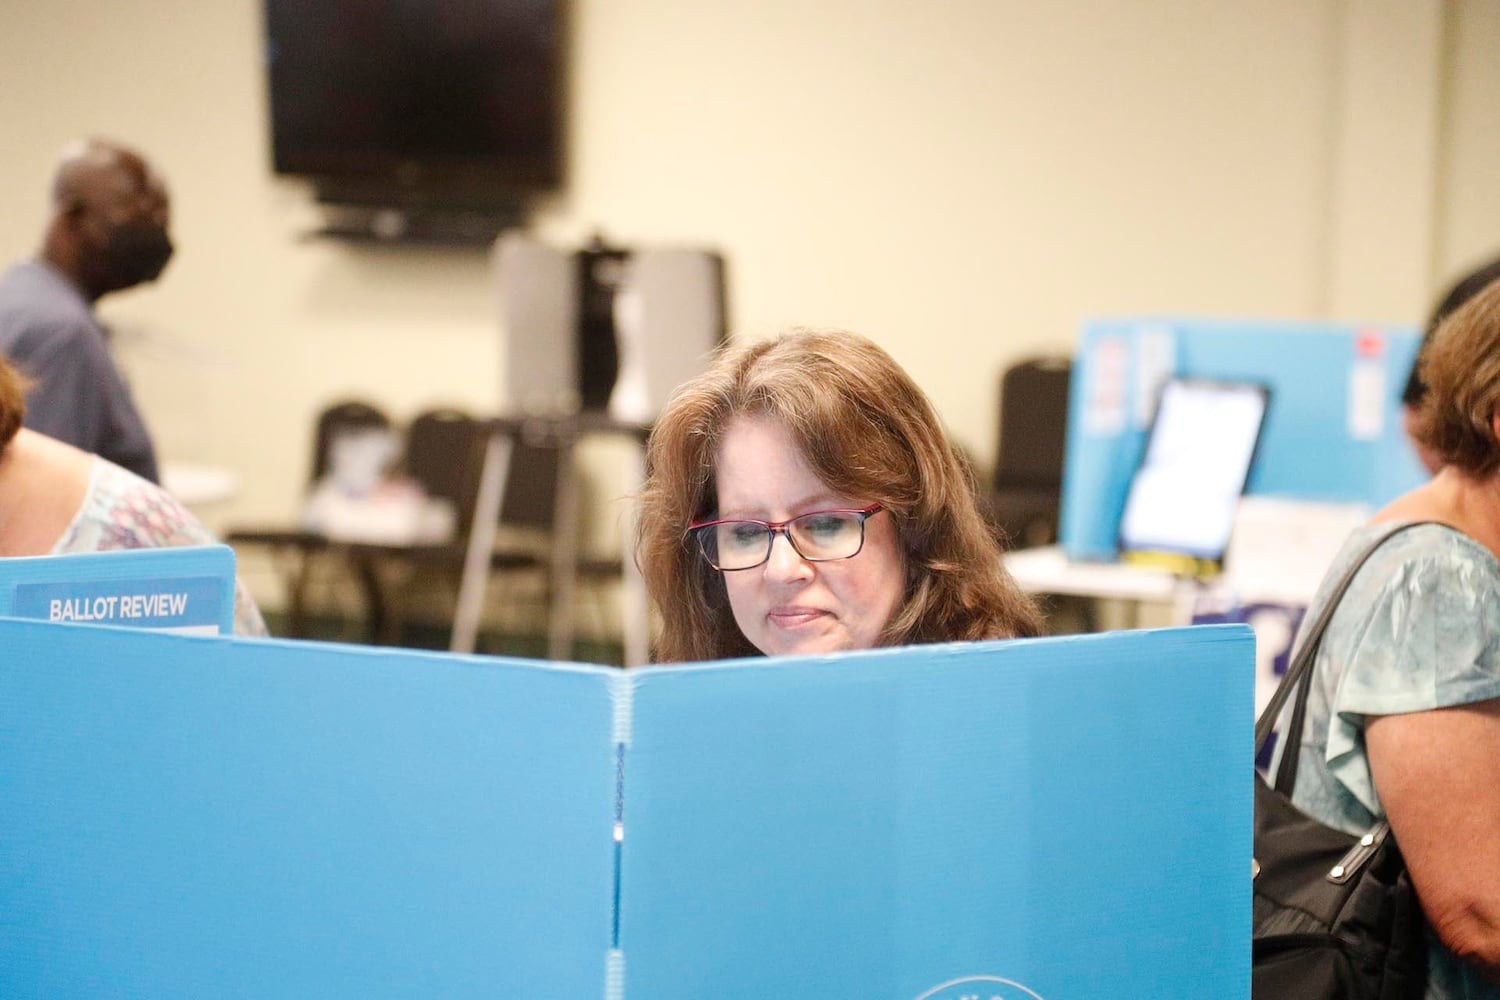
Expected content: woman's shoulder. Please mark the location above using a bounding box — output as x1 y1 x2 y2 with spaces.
0 429 92 556
1336 519 1500 587
55 458 210 553
1308 519 1500 675
1317 520 1500 714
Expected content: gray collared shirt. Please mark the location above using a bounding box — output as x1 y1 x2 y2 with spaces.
0 259 160 482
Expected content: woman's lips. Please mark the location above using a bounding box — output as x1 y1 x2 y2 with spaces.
767 606 827 628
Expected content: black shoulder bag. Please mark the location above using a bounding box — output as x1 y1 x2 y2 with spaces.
1252 522 1430 999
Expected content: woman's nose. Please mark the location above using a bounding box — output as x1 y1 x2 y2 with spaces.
762 529 812 580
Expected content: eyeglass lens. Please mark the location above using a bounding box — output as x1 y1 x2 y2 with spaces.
702 510 867 570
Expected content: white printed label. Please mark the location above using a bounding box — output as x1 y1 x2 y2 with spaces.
1083 335 1129 436
1133 325 1177 428
1347 359 1385 441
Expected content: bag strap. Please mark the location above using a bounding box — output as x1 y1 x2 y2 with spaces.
1254 520 1437 794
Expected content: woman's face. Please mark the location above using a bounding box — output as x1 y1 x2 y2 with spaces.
711 415 906 657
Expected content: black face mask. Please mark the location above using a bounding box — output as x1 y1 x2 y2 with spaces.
102 219 174 288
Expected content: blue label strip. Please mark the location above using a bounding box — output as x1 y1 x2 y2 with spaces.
11 575 224 631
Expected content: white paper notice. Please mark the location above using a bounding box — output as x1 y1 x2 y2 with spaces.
1083 335 1129 436
1348 359 1385 440
1134 325 1177 428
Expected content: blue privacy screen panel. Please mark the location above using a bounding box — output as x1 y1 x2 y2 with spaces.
0 620 1251 1000
0 622 618 999
1061 316 1428 560
620 626 1253 1000
0 545 236 635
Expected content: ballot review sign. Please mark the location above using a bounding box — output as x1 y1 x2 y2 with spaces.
0 546 235 636
13 575 223 635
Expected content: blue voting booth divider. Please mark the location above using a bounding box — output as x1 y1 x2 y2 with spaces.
1061 316 1428 561
0 617 1252 999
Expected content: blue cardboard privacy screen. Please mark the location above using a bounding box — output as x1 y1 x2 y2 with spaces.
0 545 236 635
1062 317 1428 561
0 621 1252 999
622 630 1251 998
0 625 617 998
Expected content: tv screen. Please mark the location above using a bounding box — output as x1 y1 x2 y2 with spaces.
263 0 564 208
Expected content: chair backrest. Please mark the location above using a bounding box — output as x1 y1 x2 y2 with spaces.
402 408 561 537
499 427 562 532
995 356 1072 491
402 408 485 528
310 400 393 484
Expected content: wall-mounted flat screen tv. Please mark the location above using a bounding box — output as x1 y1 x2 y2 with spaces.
263 0 564 210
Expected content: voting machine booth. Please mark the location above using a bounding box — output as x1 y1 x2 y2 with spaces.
1032 317 1430 714
1060 315 1428 563
0 546 1253 998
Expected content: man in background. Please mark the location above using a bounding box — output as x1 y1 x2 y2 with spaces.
0 138 175 483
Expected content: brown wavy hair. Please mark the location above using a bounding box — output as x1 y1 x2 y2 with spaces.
0 356 27 451
635 329 1043 663
1410 278 1500 477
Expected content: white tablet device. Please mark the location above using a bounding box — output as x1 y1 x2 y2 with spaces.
1118 377 1271 575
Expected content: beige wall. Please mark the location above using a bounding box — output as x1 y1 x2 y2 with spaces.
1 1 1496 608
1437 0 1500 281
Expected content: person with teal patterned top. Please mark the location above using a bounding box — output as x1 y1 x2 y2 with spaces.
0 356 265 636
1288 278 1500 998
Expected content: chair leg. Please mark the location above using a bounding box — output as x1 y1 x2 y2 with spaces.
352 551 389 645
287 548 315 639
373 556 414 648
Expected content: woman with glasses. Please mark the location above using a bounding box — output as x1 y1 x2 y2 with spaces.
636 328 1042 662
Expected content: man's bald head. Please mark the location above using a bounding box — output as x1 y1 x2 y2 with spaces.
51 138 167 221
42 137 174 302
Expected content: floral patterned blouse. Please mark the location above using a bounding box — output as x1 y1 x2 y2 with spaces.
49 457 268 637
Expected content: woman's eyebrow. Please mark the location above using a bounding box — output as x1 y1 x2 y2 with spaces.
715 492 847 519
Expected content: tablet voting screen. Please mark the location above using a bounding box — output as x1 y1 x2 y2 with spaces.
1118 377 1270 571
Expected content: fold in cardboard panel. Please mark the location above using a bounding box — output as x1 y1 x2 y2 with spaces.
0 545 236 635
0 616 1252 999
